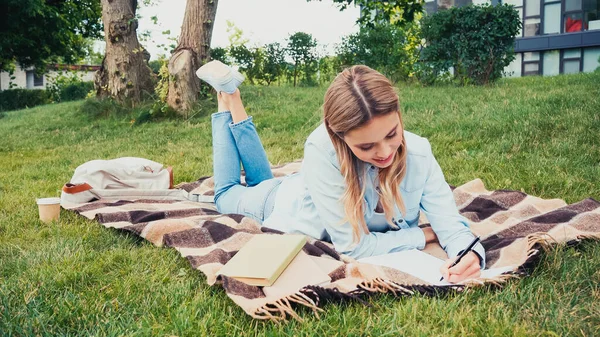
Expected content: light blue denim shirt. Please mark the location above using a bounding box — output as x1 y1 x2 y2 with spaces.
263 123 485 266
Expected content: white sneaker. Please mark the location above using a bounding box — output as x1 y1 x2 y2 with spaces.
195 60 245 94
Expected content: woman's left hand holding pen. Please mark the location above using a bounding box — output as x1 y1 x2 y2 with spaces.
439 251 481 283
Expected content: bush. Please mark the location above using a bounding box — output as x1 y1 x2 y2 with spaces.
318 55 342 86
209 47 229 64
420 4 521 85
0 89 51 111
46 72 95 102
229 44 266 85
148 59 162 75
337 23 421 82
59 81 94 102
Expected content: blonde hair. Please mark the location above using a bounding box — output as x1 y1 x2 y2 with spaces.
323 65 407 243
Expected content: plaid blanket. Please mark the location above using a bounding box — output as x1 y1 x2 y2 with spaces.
63 162 600 322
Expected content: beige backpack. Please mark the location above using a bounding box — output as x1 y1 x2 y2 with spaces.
60 157 195 206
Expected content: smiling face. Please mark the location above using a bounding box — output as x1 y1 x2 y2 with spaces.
342 112 403 168
322 65 409 243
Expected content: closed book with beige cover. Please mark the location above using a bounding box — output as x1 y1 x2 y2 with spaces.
217 234 306 286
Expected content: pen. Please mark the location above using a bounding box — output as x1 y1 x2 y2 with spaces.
440 236 481 281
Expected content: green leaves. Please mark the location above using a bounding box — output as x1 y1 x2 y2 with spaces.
286 32 318 65
209 42 287 87
420 4 522 85
286 32 318 87
336 23 421 82
208 47 228 64
228 44 261 84
308 0 423 28
262 43 286 86
0 0 103 72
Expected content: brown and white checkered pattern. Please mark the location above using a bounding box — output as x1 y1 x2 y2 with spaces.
64 163 600 322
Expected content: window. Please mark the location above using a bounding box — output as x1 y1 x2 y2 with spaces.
561 49 582 74
565 12 585 32
505 0 524 37
543 50 560 75
526 0 540 15
505 0 543 37
516 7 524 36
455 0 473 6
33 73 43 87
543 1 561 34
564 0 600 32
503 0 523 5
566 0 582 11
424 0 436 14
585 0 600 31
523 0 541 36
424 0 472 13
438 0 455 10
523 51 541 75
564 59 581 73
524 17 541 36
524 62 540 74
583 47 600 72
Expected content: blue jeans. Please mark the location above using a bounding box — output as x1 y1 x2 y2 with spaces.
211 111 281 223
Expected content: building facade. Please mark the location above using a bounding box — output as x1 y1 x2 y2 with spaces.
424 0 600 77
0 64 99 91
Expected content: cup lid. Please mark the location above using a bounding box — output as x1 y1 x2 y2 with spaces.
37 197 61 205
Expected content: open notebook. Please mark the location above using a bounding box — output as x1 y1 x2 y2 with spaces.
358 249 514 286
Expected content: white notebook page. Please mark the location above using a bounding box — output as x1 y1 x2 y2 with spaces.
358 249 514 286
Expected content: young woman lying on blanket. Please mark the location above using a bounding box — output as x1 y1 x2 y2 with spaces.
196 62 485 283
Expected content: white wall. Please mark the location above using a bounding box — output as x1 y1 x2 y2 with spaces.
0 67 27 90
0 66 97 91
0 72 10 91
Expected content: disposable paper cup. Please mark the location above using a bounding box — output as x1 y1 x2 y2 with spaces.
37 197 61 223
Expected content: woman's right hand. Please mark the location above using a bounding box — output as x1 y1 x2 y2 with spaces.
422 227 438 244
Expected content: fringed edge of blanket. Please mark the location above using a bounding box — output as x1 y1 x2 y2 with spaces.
249 232 600 323
249 281 461 323
518 232 600 273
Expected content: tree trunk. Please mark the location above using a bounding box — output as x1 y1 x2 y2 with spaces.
293 63 298 87
166 0 219 115
95 0 155 103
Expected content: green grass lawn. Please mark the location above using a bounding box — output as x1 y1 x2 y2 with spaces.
1 73 599 336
